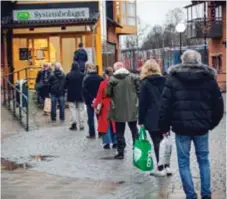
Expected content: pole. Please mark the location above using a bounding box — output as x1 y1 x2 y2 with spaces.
179 32 182 63
204 1 207 64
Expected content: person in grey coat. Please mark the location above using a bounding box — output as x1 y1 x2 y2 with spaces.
106 62 140 159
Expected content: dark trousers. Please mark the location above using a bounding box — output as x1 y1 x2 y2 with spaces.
115 121 138 154
51 95 65 121
148 131 163 164
86 104 95 137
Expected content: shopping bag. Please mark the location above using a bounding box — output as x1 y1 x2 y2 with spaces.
133 126 153 171
158 135 172 166
43 98 51 113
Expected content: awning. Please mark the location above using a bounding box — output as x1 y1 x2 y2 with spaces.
2 13 99 29
107 17 123 28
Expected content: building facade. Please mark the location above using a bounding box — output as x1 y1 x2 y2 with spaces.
1 0 137 88
185 1 226 91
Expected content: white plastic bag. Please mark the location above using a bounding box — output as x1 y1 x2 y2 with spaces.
158 135 172 166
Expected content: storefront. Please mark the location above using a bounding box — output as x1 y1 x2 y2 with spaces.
2 1 102 88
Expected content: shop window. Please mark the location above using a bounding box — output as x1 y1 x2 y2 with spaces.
212 55 222 73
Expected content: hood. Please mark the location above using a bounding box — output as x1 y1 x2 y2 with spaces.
113 68 130 79
145 74 166 85
54 69 64 78
167 64 217 83
71 64 79 72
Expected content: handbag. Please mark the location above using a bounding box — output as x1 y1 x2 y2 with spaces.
133 126 154 171
158 134 172 166
43 98 51 113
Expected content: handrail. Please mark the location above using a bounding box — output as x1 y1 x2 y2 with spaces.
2 67 31 131
3 66 42 78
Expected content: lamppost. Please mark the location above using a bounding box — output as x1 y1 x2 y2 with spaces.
176 23 186 62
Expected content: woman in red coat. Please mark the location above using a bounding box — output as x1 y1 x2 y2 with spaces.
93 67 116 149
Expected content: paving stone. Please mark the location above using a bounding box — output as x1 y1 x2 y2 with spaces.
1 100 226 198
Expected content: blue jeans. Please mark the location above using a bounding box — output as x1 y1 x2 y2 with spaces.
102 124 116 145
86 104 95 137
51 95 65 121
175 134 211 199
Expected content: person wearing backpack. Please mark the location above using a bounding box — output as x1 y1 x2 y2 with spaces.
138 59 172 176
35 63 51 115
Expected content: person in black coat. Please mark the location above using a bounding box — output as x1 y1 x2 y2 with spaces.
49 62 66 122
65 62 85 131
138 59 170 176
73 43 88 73
82 63 103 138
35 63 51 111
159 50 224 199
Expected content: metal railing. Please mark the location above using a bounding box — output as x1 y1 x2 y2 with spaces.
2 66 41 131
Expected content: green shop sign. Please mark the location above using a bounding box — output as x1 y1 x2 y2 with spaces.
17 11 30 20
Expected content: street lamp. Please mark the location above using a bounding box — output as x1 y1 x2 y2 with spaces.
176 23 186 61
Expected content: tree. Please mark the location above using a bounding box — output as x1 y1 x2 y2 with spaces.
124 17 150 49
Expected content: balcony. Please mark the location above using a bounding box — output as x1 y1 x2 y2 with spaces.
186 18 222 39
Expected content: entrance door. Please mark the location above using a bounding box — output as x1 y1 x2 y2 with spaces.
61 36 83 73
62 38 76 73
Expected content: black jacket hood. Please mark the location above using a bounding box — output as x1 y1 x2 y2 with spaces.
168 64 217 83
54 69 64 78
145 74 166 85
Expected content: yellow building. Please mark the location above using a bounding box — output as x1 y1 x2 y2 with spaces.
1 0 137 88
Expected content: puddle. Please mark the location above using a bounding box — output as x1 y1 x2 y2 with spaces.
30 155 58 162
1 158 32 171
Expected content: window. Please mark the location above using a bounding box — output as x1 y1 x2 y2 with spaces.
120 0 136 26
215 6 222 19
212 55 222 73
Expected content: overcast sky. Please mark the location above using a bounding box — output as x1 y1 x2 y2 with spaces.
137 0 191 27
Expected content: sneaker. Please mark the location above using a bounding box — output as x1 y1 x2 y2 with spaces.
86 135 96 139
150 169 166 177
165 167 173 176
202 196 211 199
112 144 117 149
103 144 110 150
79 126 84 131
69 123 77 131
114 153 124 160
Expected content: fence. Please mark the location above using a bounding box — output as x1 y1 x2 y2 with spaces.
120 44 208 73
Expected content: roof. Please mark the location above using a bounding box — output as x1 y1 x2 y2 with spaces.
2 13 99 29
184 1 205 9
107 17 123 28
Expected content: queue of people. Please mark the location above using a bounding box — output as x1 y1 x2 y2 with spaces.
35 49 223 199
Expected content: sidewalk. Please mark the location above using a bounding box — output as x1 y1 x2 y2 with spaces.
1 115 226 199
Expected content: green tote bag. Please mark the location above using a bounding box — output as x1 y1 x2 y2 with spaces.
133 126 154 171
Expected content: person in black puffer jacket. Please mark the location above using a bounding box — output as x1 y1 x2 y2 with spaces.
73 43 88 73
159 50 224 199
138 59 171 176
82 63 103 139
49 62 66 122
65 62 85 131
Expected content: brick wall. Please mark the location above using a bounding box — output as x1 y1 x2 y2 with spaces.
208 3 226 92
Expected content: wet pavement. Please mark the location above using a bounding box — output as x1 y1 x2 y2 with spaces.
1 112 226 199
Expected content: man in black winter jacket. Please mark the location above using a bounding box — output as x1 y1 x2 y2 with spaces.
82 63 103 138
49 62 66 122
65 62 85 131
73 43 88 73
159 50 224 199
